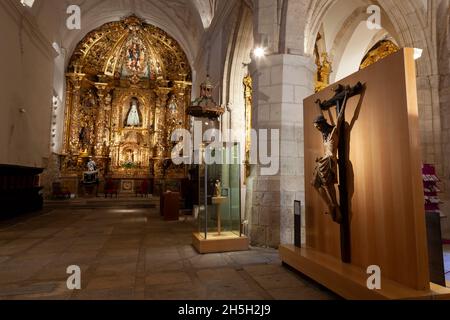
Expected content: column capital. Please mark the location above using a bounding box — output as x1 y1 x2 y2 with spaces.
156 87 172 101
94 82 109 96
66 73 86 90
173 81 192 95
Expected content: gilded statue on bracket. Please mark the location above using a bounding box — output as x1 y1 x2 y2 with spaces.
315 53 332 93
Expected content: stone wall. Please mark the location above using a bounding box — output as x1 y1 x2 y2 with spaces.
250 54 314 247
40 153 61 199
438 0 450 239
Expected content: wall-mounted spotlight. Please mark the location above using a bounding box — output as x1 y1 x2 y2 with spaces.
414 48 423 60
52 42 62 56
253 47 267 59
20 0 35 8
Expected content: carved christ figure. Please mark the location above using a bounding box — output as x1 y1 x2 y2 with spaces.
312 102 347 224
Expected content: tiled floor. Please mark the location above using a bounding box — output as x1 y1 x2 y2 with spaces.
0 203 337 300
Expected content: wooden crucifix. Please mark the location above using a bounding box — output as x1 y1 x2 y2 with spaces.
312 82 364 263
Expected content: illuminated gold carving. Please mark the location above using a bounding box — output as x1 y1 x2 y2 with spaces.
62 15 192 180
315 53 332 93
69 14 190 82
360 40 399 70
243 75 253 180
313 33 332 93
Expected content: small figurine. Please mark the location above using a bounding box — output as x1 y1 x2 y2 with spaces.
214 179 221 198
87 158 97 172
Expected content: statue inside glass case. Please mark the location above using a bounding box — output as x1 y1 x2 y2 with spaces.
214 179 221 198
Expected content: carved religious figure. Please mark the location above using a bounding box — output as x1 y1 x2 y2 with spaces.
315 53 332 93
312 103 347 224
214 179 222 198
87 158 97 172
128 42 141 72
83 90 97 109
125 97 142 127
78 126 91 150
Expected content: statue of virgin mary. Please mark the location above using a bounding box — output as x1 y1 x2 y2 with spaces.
125 98 142 127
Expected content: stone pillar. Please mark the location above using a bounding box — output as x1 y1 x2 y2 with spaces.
94 82 108 156
67 73 85 154
249 53 315 247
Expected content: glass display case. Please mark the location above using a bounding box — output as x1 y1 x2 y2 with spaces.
192 142 249 253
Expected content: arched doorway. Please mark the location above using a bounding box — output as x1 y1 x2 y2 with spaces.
60 15 192 196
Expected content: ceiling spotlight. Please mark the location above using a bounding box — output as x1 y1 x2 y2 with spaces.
253 47 267 58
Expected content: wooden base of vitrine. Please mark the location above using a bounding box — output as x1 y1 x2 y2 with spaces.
280 245 450 300
192 232 249 254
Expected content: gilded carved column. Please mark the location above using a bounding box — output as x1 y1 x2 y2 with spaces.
67 72 85 154
154 85 172 177
244 75 253 180
63 81 73 155
173 81 191 128
94 82 109 156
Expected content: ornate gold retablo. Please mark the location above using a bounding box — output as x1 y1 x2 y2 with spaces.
62 15 192 180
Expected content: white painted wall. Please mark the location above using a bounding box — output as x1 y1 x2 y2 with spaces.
322 0 364 52
0 2 54 168
334 21 380 81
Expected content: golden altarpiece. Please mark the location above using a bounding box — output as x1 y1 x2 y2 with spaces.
61 16 192 195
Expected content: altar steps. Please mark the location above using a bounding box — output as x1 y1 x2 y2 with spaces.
45 196 159 210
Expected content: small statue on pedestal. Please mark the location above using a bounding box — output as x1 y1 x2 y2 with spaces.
214 179 221 198
87 158 97 172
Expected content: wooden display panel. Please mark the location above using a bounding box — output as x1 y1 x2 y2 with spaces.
298 49 431 293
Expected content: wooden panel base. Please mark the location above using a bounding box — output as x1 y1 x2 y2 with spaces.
280 245 450 300
192 232 249 254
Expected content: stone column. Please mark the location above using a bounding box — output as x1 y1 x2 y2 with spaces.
66 73 85 154
248 53 315 247
94 82 108 156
